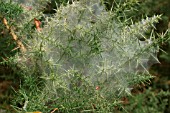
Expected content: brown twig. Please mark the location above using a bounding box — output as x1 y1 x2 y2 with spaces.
2 17 26 53
50 108 58 113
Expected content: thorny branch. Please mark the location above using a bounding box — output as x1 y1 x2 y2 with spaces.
2 17 26 53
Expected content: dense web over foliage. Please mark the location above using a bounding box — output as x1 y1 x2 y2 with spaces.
16 0 160 97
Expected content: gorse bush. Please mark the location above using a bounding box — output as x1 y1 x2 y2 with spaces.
0 1 23 61
0 0 167 112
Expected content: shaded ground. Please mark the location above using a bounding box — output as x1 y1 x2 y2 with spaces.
0 65 19 112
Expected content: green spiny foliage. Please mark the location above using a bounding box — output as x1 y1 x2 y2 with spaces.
0 1 23 62
159 30 170 62
0 1 23 19
124 88 170 113
0 0 167 112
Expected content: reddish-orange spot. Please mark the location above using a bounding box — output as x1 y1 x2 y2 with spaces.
34 18 42 32
95 86 100 90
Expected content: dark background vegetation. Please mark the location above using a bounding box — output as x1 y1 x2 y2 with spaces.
0 0 170 112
